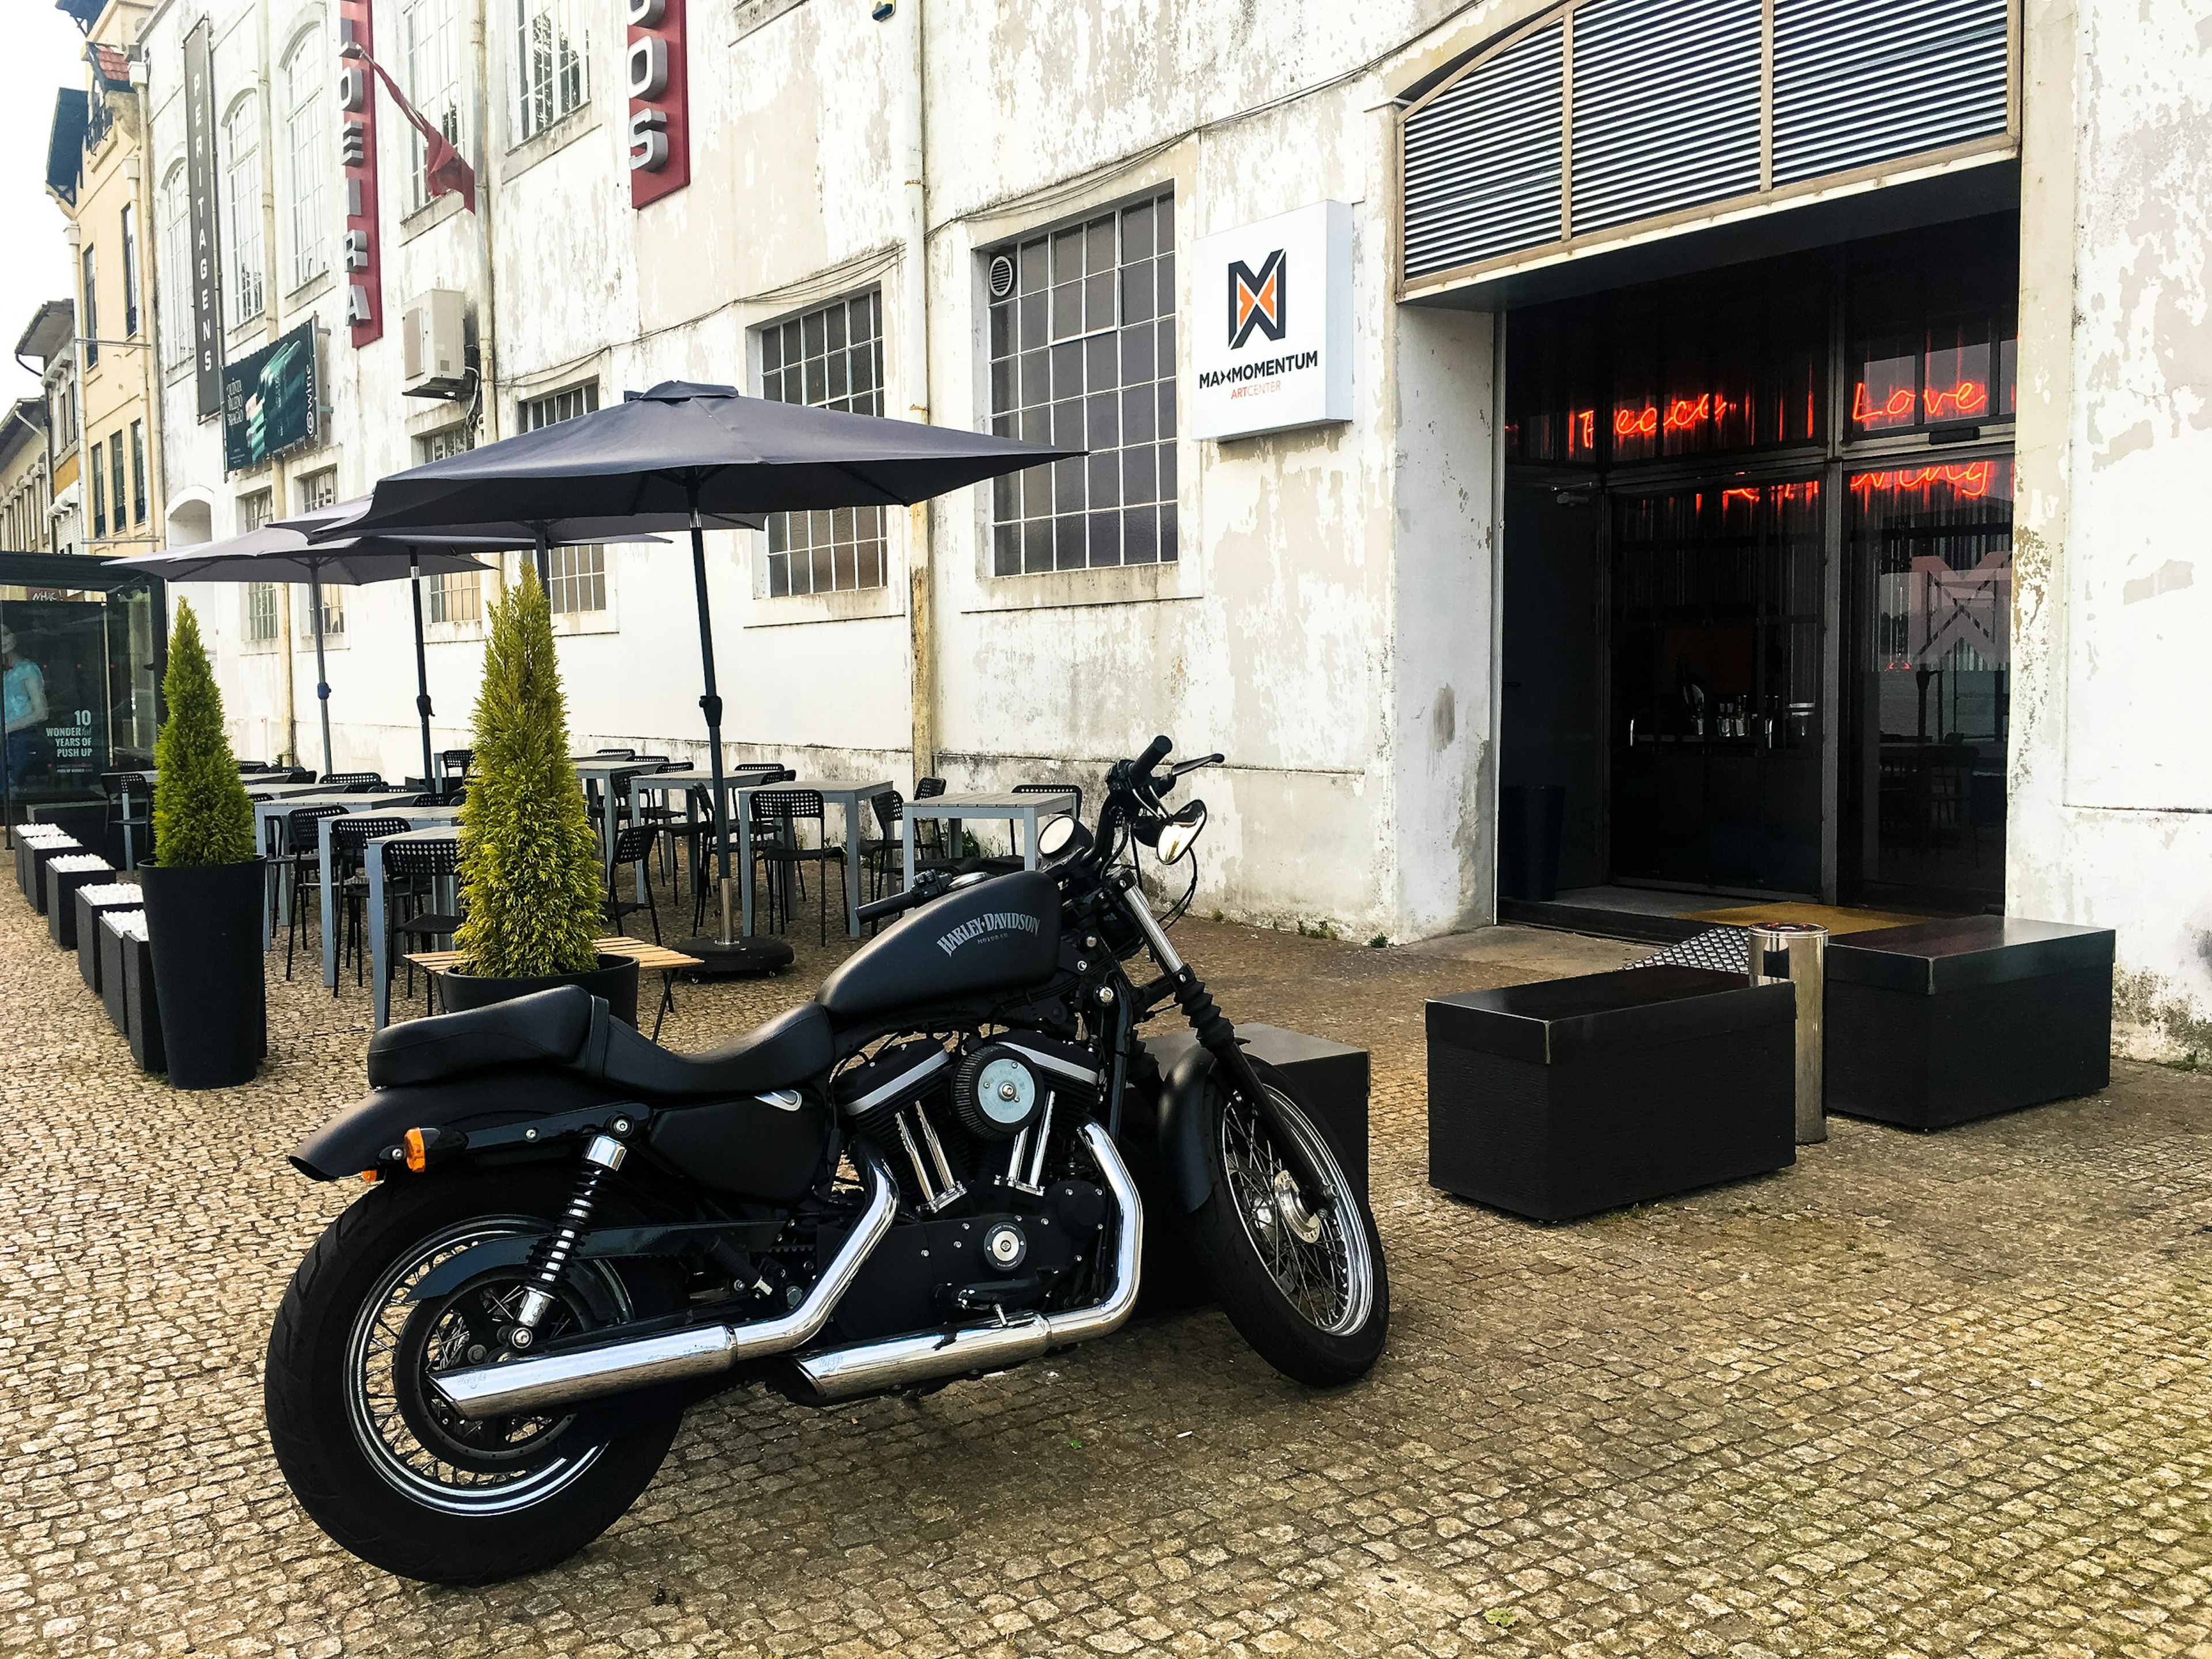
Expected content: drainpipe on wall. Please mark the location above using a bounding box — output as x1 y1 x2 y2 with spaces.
894 0 934 782
470 0 503 602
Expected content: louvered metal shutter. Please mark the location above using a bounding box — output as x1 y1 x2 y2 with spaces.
1402 24 1564 281
1772 0 2010 184
1570 0 1763 236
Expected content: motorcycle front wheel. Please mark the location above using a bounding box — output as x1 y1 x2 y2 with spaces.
263 1167 685 1584
1186 1061 1389 1385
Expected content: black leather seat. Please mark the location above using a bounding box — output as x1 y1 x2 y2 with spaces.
365 985 834 1098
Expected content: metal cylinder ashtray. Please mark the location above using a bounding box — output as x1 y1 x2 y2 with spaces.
1748 922 1828 1145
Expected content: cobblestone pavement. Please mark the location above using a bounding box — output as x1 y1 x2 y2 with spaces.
4 873 2211 1658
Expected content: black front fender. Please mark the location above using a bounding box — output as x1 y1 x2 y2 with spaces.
1153 1044 1219 1214
289 1065 635 1180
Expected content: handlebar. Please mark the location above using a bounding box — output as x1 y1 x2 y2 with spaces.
856 881 933 925
1127 734 1174 792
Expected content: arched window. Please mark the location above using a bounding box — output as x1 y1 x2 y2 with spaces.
158 162 190 368
224 94 265 324
284 33 328 287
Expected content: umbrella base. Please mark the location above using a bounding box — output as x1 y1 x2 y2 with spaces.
676 934 795 977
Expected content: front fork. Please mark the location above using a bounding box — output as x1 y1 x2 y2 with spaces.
1113 875 1332 1202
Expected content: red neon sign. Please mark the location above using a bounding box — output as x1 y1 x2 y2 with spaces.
1853 380 1990 425
1849 461 2001 499
1719 482 1819 506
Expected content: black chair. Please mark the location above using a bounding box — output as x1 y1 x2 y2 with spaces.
861 790 908 903
320 771 385 793
604 823 680 1038
679 768 797 932
748 789 846 945
589 748 636 759
329 816 410 988
384 835 464 1017
237 761 271 774
437 748 474 784
282 804 349 980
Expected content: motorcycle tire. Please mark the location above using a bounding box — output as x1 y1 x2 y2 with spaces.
1185 1060 1389 1386
264 1166 686 1585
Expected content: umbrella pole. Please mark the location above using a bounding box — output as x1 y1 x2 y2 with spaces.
409 552 434 788
535 531 551 591
673 486 791 977
310 570 334 777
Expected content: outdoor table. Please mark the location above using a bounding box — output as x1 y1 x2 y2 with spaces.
324 806 463 992
618 763 785 903
573 757 654 873
732 778 896 940
257 791 419 948
366 825 465 1029
111 766 278 871
901 790 1077 892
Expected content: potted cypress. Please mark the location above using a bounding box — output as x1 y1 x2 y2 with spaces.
435 568 639 1024
141 600 266 1087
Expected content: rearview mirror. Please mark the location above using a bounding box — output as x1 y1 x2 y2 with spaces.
1155 800 1207 863
1038 815 1090 860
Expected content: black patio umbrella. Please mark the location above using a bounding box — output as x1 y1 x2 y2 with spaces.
117 511 670 783
112 527 499 779
268 497 684 785
326 380 1074 975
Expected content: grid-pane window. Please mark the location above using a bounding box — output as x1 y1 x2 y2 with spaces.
285 38 328 286
514 0 588 143
159 169 190 368
760 291 885 596
226 98 266 324
293 468 344 637
519 386 605 614
130 422 146 522
988 191 1177 575
547 545 604 615
404 0 467 210
298 468 338 512
242 492 279 642
416 424 482 624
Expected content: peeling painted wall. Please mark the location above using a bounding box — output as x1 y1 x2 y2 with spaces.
2013 0 2212 1058
145 0 1517 944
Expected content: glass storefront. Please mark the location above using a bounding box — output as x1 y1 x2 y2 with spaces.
1498 214 2017 910
1 566 163 830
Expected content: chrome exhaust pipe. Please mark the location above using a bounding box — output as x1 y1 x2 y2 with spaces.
430 1150 899 1421
791 1122 1143 1403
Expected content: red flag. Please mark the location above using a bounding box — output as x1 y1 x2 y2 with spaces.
341 43 476 214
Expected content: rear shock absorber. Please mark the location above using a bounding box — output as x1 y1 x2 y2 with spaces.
512 1133 627 1342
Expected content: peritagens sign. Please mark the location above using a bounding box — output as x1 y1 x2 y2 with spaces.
183 20 224 420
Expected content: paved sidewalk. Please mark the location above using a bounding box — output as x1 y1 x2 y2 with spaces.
2 889 2210 1658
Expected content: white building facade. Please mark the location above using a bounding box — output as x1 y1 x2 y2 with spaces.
132 0 2212 1056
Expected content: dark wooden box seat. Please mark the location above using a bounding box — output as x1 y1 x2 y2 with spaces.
1141 1023 1369 1203
17 835 81 912
1826 916 2114 1130
75 882 143 992
46 856 116 949
1428 965 1796 1224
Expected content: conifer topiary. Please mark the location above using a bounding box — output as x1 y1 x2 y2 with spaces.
151 599 256 866
453 567 603 979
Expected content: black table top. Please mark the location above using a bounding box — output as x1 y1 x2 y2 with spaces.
1429 965 1792 1063
1830 914 2115 992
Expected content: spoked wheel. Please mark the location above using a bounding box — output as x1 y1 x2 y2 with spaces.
1187 1061 1389 1385
265 1169 685 1584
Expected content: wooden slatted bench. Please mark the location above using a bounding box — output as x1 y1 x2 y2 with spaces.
404 938 704 1037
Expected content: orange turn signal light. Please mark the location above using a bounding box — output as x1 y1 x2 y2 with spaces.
403 1128 430 1175
358 1169 380 1184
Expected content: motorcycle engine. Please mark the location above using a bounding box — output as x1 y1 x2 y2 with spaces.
827 1031 1111 1341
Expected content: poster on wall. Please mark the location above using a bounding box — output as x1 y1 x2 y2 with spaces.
1188 200 1354 442
222 323 320 472
1 597 113 812
182 20 224 421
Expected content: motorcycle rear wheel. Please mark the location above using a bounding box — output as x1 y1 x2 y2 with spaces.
263 1168 684 1584
1186 1061 1389 1385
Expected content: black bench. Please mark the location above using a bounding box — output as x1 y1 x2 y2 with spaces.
1826 916 2114 1129
16 833 78 907
97 911 164 1073
1428 965 1796 1223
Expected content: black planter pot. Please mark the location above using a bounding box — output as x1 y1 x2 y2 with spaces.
138 859 268 1088
437 952 641 1028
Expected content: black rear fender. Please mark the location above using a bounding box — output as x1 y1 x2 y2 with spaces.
289 1065 635 1181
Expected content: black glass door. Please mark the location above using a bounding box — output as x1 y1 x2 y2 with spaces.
1611 480 1825 893
1841 459 2012 905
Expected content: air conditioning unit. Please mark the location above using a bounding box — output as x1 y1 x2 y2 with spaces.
402 290 469 397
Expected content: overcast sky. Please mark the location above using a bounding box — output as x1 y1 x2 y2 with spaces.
0 8 100 402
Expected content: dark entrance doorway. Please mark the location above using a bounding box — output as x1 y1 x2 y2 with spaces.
1497 214 2017 915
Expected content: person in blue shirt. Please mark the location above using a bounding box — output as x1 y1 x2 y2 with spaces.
2 624 50 791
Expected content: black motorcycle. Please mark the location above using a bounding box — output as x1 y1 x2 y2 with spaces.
264 737 1388 1583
